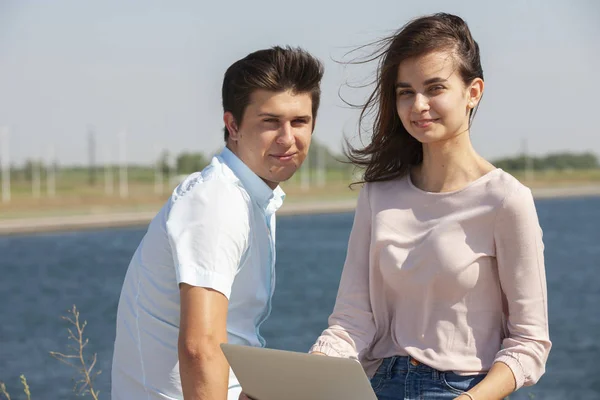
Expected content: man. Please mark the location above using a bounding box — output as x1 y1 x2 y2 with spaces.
111 46 324 400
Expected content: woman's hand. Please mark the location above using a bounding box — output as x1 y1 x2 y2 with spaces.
453 394 474 400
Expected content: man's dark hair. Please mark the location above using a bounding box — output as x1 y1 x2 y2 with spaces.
222 46 324 141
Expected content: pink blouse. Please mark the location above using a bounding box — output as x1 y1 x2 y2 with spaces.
310 169 551 389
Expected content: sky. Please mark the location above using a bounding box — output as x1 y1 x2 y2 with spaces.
0 0 598 166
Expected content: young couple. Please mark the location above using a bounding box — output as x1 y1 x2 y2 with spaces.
111 13 550 400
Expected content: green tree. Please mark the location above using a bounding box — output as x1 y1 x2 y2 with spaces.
492 152 599 171
21 159 46 181
176 152 208 174
307 139 348 170
158 150 172 176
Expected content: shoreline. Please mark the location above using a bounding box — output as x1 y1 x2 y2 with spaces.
0 199 360 236
1 185 599 236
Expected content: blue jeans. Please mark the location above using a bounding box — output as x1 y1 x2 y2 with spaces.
369 356 487 400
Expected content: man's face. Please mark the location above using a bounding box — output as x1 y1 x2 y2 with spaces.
225 89 314 189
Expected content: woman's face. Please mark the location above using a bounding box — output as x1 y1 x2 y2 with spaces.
395 50 482 145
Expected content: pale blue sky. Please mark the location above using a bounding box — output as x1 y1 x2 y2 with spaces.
0 0 598 165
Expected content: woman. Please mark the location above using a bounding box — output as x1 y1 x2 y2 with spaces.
310 13 551 400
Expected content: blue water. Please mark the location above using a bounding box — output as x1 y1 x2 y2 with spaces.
1 196 599 399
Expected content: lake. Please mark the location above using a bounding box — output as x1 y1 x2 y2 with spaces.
1 196 599 399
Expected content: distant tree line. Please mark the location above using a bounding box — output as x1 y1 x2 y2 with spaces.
491 152 598 171
158 139 351 176
2 139 353 183
4 148 597 183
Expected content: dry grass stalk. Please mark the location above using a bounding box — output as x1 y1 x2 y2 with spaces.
49 304 101 400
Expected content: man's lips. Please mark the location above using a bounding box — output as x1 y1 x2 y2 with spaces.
270 152 297 161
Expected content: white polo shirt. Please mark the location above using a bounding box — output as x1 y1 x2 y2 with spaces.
111 147 285 400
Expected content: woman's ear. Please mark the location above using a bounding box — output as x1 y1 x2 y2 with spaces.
467 78 484 109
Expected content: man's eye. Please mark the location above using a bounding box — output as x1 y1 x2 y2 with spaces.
264 119 278 123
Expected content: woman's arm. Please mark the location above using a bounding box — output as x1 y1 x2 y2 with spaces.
456 184 551 399
483 185 551 394
454 361 515 400
310 185 377 359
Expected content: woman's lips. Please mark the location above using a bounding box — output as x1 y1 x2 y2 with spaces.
412 118 440 128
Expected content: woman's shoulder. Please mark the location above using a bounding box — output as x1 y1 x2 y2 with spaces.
364 175 410 193
484 169 534 209
359 176 413 212
489 168 531 191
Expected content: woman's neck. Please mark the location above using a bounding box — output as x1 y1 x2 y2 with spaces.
411 132 495 193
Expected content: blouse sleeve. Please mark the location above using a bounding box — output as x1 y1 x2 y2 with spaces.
310 184 377 359
493 185 552 389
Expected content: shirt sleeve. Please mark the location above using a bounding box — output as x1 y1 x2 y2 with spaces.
310 184 377 359
166 179 250 299
493 185 552 389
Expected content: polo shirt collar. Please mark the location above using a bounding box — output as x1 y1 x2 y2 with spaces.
220 147 285 213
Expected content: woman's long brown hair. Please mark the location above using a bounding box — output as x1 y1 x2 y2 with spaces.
344 13 484 184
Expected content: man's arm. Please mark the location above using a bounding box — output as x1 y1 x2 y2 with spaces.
179 283 229 400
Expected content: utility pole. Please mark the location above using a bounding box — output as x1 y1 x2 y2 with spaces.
0 127 10 203
154 145 164 195
301 152 310 191
104 145 113 195
316 143 326 187
47 145 56 198
119 130 128 198
32 157 41 199
522 138 534 182
88 126 97 185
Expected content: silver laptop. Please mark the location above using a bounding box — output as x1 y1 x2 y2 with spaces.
220 343 377 400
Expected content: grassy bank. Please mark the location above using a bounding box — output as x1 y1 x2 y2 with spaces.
511 169 600 187
0 179 357 220
1 169 598 221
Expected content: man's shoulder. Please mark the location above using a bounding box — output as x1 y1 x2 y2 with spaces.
164 158 253 236
171 157 250 204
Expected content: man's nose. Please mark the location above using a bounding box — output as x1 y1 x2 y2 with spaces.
276 123 294 146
